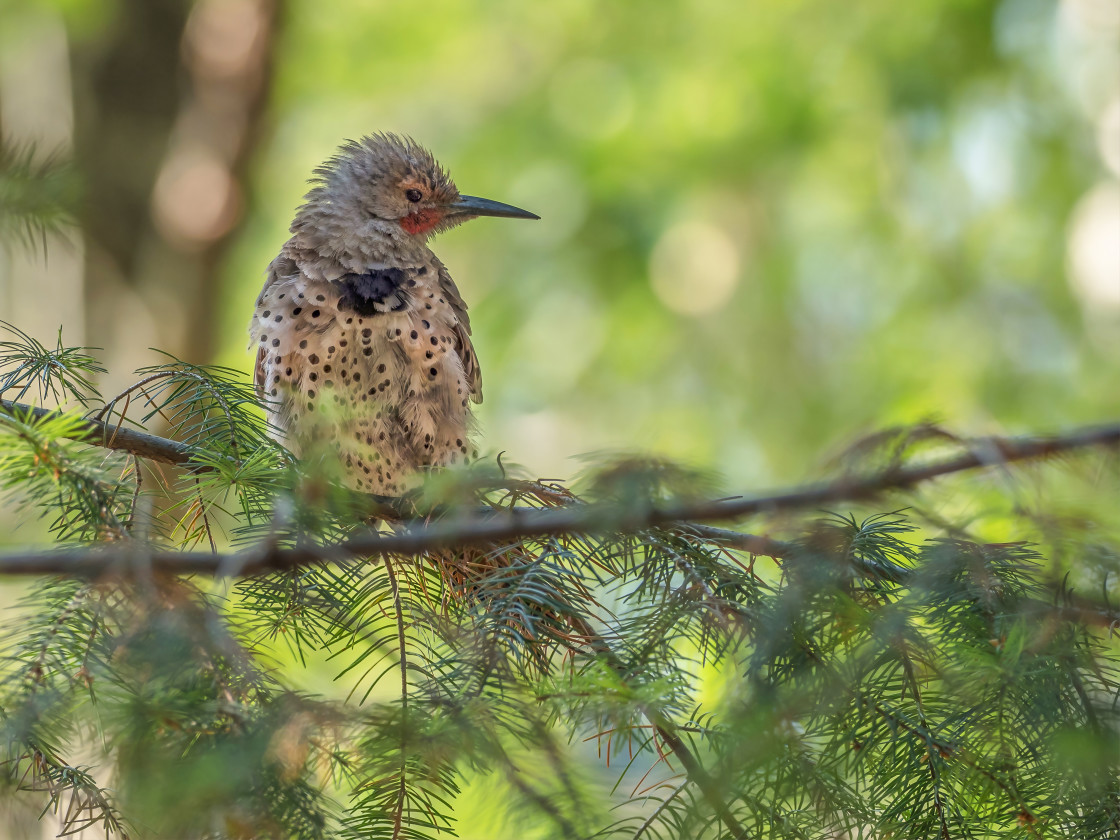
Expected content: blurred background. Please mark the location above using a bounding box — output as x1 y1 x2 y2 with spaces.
0 0 1117 489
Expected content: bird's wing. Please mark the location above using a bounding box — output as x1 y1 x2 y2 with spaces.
249 265 281 399
253 346 267 400
435 260 483 404
248 254 305 400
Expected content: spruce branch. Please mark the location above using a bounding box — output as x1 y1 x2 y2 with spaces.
0 324 105 407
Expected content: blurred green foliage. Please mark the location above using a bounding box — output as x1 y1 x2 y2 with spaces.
206 0 1119 487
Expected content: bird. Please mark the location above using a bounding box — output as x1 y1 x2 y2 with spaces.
249 134 538 495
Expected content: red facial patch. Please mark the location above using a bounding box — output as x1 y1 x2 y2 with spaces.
400 209 443 235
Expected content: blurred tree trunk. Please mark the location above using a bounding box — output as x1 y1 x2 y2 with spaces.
70 0 278 391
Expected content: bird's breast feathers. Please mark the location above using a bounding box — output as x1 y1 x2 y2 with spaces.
248 250 481 491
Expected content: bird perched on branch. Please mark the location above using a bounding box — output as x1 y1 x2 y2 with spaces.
249 134 538 494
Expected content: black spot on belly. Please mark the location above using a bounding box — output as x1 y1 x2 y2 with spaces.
337 268 411 316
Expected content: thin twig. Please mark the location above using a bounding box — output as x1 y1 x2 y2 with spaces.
123 455 142 534
632 780 690 840
94 371 175 422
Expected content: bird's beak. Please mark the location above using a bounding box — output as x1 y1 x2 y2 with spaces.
451 195 540 220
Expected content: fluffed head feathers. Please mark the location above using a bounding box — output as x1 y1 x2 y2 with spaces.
289 134 538 260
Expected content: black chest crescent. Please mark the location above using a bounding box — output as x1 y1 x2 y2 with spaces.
337 268 411 316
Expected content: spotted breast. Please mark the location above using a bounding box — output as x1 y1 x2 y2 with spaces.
250 249 481 495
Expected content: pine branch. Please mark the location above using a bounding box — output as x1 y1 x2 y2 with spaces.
563 612 748 839
0 144 78 253
0 520 840 576
0 324 106 407
0 411 1115 581
0 398 195 467
4 397 1118 504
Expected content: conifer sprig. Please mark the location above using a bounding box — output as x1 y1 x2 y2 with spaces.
0 144 78 255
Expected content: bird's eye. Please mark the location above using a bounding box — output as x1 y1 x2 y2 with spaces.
404 188 423 203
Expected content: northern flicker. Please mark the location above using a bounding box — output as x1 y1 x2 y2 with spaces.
249 134 538 494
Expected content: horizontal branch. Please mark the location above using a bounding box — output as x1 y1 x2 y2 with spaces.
667 421 1120 522
5 396 1117 520
0 398 195 467
0 400 1117 591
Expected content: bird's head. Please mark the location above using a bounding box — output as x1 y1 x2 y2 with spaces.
291 133 538 251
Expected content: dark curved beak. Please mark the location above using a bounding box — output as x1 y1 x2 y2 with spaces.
452 195 540 220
